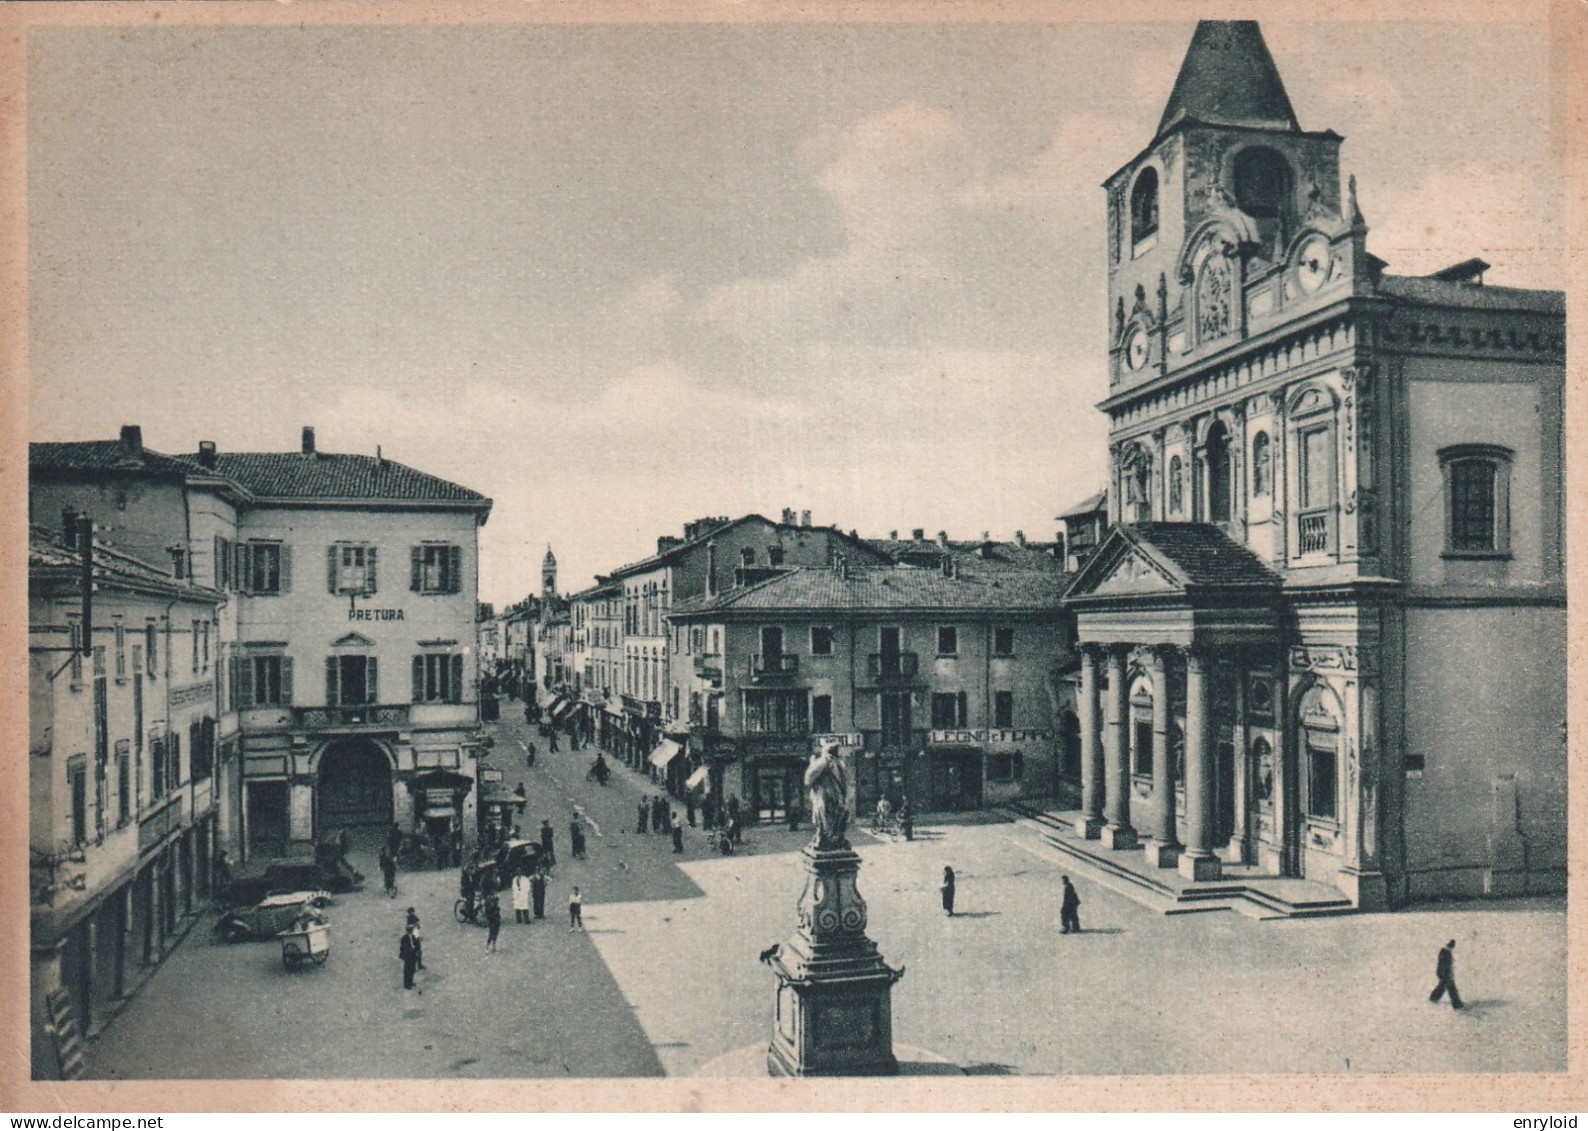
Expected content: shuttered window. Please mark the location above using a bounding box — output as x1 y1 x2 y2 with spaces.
412 653 466 703
411 544 463 594
328 542 378 595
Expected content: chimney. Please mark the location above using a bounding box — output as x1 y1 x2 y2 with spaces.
1014 530 1026 548
936 531 949 548
888 530 898 541
912 529 925 542
782 507 797 525
834 552 848 581
119 425 142 454
800 510 811 528
941 555 954 578
706 540 718 598
197 440 217 469
1053 532 1066 559
301 426 316 455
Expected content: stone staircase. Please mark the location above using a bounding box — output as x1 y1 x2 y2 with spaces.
1003 801 1355 920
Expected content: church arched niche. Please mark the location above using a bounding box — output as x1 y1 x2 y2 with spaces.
1232 146 1294 255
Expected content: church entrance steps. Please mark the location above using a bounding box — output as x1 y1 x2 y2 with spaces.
1002 802 1355 920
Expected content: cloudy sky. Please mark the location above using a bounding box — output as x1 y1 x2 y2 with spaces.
26 16 1560 606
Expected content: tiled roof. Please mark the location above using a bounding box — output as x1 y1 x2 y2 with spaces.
866 538 1066 574
29 526 221 599
670 566 1067 617
608 515 882 578
1377 275 1565 315
1120 523 1279 588
30 441 198 481
1057 491 1108 521
198 452 489 504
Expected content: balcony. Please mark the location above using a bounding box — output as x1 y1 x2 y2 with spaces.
621 694 662 720
864 652 920 685
749 653 799 682
293 704 410 730
693 655 724 683
138 793 187 854
1297 509 1332 556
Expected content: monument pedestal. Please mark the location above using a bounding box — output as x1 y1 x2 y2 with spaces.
766 844 904 1077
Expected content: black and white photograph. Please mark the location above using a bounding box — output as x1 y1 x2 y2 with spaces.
6 0 1578 1111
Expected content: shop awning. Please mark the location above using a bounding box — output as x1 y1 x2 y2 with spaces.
550 698 572 720
422 804 457 818
685 765 710 792
649 739 683 769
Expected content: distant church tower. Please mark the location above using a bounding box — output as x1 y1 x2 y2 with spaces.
541 545 558 604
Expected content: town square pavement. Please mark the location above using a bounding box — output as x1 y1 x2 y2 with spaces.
85 709 1565 1078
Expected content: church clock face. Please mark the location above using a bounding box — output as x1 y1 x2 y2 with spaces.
1296 234 1332 294
1124 326 1150 371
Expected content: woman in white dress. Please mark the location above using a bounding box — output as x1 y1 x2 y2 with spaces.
511 868 532 924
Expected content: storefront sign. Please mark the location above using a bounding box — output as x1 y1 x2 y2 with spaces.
349 608 405 621
811 733 863 748
480 767 503 784
169 682 212 708
929 728 1049 746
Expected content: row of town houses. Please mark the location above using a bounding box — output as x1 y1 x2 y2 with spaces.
28 425 492 1069
507 511 1100 829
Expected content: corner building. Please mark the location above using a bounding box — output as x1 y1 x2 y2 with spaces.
1062 22 1565 907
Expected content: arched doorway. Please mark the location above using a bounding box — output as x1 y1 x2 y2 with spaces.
317 739 393 847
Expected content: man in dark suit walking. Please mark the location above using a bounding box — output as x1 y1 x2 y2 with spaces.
1059 876 1082 934
1430 939 1463 1010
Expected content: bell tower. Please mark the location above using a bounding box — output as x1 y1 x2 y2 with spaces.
541 545 558 604
1104 21 1359 396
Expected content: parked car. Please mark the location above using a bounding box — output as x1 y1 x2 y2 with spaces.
213 891 330 943
220 860 361 907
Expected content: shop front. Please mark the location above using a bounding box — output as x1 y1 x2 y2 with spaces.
409 769 473 863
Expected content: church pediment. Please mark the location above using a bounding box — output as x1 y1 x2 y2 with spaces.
1087 548 1180 596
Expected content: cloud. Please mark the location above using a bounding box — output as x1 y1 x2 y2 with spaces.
1362 165 1561 288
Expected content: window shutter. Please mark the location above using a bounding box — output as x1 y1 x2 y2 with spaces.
958 691 967 727
448 545 463 594
280 657 294 705
411 547 423 592
170 731 182 786
234 657 253 709
235 543 249 595
451 654 464 703
366 657 379 705
326 656 339 707
214 535 225 588
412 655 425 702
328 545 340 593
278 545 293 593
365 546 379 595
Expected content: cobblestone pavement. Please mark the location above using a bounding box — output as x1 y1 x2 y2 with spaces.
85 707 1566 1077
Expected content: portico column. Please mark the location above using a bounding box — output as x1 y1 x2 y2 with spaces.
1100 646 1137 850
1143 647 1180 867
1074 647 1105 838
1178 648 1222 880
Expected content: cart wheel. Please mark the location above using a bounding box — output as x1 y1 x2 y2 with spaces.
313 951 329 966
454 899 470 924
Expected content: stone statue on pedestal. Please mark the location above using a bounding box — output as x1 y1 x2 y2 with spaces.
804 742 850 850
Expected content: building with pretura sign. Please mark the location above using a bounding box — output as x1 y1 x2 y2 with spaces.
1059 21 1565 907
30 426 493 865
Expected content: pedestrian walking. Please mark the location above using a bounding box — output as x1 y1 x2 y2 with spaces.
787 800 801 833
379 847 398 897
1060 876 1081 934
570 813 587 860
703 794 717 830
637 801 649 835
405 907 425 968
484 892 502 953
526 742 537 769
512 869 531 924
941 866 956 917
399 924 420 989
549 728 559 754
568 886 583 931
671 811 685 854
540 818 556 868
531 869 547 919
449 827 463 869
731 813 743 846
1430 939 1464 1010
386 822 403 861
652 795 667 834
686 793 697 828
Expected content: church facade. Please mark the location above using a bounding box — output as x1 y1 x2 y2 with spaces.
1061 21 1565 908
